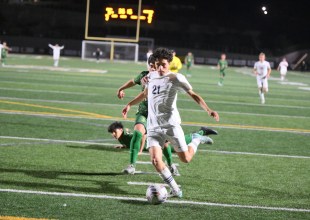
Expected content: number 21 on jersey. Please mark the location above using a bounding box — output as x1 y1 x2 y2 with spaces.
152 85 160 94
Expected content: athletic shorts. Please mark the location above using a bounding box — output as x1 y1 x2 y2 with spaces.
135 113 147 132
146 125 188 153
220 70 226 76
257 76 268 91
280 70 287 75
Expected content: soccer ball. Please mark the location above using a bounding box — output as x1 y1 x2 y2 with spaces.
146 184 168 205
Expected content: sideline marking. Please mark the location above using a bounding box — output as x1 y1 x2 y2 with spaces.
1 136 309 159
0 216 51 220
136 161 179 166
0 136 116 146
127 181 181 187
3 64 107 74
0 109 309 134
199 150 310 159
0 87 99 96
0 189 309 213
0 100 112 118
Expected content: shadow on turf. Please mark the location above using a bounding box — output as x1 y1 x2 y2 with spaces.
66 145 127 152
0 167 135 195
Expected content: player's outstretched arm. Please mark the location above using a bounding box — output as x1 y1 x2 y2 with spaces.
117 79 136 99
187 90 219 121
48 44 53 49
122 89 147 119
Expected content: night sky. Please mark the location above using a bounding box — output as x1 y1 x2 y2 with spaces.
0 0 309 55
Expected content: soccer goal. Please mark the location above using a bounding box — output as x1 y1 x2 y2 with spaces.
81 40 139 62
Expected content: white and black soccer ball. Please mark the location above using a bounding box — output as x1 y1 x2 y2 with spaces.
146 184 168 205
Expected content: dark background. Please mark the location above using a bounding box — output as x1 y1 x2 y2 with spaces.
0 0 309 57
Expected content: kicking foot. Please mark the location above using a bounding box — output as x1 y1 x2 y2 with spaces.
192 133 214 145
122 164 135 174
200 126 218 135
169 189 183 198
169 164 180 176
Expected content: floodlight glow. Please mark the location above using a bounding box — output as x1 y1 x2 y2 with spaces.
262 6 266 11
264 11 268 14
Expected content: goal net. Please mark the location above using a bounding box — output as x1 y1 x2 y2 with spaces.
81 40 139 62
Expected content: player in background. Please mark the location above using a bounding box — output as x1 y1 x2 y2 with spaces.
107 121 217 176
48 43 64 67
277 57 288 81
254 52 271 104
184 52 194 77
122 48 219 197
117 55 215 175
217 53 228 86
94 48 102 63
169 50 182 73
0 41 12 67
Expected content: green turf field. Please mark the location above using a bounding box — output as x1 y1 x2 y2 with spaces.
0 54 309 219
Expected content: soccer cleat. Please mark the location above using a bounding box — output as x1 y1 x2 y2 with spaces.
122 164 135 174
200 126 218 135
169 189 183 198
169 164 180 176
192 133 214 145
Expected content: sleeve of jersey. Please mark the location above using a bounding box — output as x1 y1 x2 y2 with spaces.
176 74 192 92
133 72 143 85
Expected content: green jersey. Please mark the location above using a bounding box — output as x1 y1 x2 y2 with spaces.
185 55 194 66
218 60 228 71
118 129 133 148
133 71 149 117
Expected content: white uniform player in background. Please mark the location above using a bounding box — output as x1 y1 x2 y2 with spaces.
254 52 271 104
122 48 219 198
277 58 288 81
48 43 64 67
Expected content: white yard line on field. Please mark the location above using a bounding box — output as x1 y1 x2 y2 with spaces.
0 189 309 213
1 97 310 118
0 136 116 146
1 136 309 159
0 111 309 134
127 181 181 187
0 88 99 96
3 64 108 74
199 150 310 159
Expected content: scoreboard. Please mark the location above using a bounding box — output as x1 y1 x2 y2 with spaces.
85 0 154 42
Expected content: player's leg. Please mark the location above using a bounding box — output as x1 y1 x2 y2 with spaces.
168 126 204 163
123 114 146 174
218 72 224 86
148 135 182 198
261 78 268 104
257 77 264 104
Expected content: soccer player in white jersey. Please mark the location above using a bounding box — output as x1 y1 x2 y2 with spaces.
277 57 288 81
253 52 271 104
122 48 219 197
48 43 64 67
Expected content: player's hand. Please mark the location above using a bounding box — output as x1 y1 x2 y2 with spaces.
138 151 143 155
122 104 130 119
210 111 220 122
141 76 149 86
117 90 125 99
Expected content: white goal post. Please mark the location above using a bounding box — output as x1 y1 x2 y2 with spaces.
81 40 139 62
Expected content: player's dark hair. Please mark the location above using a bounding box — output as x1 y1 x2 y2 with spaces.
147 54 156 65
152 47 173 63
108 121 124 133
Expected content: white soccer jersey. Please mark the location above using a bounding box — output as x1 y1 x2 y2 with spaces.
146 71 192 130
254 61 271 78
48 44 64 60
279 61 288 73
